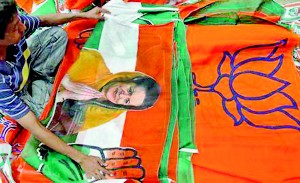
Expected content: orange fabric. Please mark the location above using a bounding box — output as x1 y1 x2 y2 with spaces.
121 23 174 182
10 129 49 183
15 0 45 13
11 128 30 157
12 157 51 183
33 0 45 4
187 24 300 182
15 0 33 13
65 0 94 9
0 117 21 144
239 12 281 23
0 171 10 183
178 0 218 20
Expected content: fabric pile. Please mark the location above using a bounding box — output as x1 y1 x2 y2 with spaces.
0 0 300 182
279 2 300 72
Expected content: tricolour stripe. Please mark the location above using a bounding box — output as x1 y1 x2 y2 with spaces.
76 9 140 149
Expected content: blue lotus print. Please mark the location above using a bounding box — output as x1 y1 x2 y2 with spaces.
0 116 17 141
192 39 300 130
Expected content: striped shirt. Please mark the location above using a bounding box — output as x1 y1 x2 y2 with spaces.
0 15 40 119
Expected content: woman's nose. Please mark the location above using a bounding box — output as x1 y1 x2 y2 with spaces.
119 91 130 98
120 93 129 98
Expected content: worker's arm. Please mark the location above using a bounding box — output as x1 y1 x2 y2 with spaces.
17 111 109 179
38 6 109 26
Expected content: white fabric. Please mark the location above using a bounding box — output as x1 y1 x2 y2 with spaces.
99 0 141 73
0 143 15 183
76 112 127 148
98 18 139 73
179 148 199 153
103 0 143 25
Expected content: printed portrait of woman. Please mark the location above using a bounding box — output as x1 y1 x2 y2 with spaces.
46 49 161 135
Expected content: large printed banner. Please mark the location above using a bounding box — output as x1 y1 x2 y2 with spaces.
2 0 300 182
188 24 300 182
13 2 179 182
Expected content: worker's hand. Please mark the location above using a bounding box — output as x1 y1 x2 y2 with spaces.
78 154 111 180
82 6 110 20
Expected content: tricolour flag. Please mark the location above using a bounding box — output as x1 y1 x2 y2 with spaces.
13 1 196 183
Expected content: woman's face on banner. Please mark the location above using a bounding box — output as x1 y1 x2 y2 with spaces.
105 82 146 106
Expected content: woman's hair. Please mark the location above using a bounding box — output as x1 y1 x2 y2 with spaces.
86 75 161 110
126 76 161 110
0 0 17 39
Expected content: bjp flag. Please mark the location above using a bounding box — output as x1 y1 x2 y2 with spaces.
188 23 300 182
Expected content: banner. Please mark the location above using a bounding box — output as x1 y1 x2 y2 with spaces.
188 23 300 182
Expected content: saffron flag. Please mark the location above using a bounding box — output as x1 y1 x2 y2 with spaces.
188 23 300 182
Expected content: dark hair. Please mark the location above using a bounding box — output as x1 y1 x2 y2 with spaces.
128 76 161 109
0 0 17 39
86 76 161 110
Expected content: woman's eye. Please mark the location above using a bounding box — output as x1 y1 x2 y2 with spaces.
128 88 134 95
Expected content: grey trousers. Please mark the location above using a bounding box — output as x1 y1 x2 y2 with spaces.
21 27 67 118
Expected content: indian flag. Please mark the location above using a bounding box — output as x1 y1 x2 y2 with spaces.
73 1 197 182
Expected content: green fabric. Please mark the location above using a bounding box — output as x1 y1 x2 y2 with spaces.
31 0 57 16
41 105 55 126
193 12 239 25
141 3 175 9
175 20 196 183
259 0 284 16
134 11 177 25
189 13 280 25
139 4 177 13
158 49 178 183
22 133 78 172
184 0 285 26
84 21 105 49
198 0 284 15
178 152 194 183
38 146 85 183
134 4 178 25
133 9 197 182
35 145 90 183
175 20 196 150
